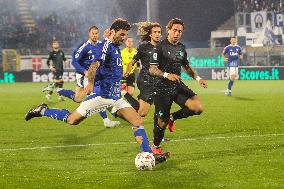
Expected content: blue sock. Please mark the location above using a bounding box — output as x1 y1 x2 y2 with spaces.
58 89 75 101
43 108 70 122
100 111 107 119
133 126 152 153
228 80 234 90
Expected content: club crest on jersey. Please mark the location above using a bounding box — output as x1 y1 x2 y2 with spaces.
115 50 119 55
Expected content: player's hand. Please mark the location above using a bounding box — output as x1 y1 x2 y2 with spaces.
199 79 208 88
167 74 181 82
50 67 56 72
223 57 228 62
85 83 93 95
124 72 130 77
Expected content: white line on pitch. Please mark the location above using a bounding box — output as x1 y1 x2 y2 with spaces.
0 133 283 152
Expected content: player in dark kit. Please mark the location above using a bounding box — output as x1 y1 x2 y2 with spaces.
149 18 208 154
124 21 162 117
25 18 169 165
43 40 68 101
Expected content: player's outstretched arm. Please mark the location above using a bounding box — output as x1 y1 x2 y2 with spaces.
182 64 207 88
149 65 181 82
85 61 100 94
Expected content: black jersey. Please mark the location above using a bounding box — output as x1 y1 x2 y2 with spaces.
150 39 189 94
133 42 155 83
47 50 66 72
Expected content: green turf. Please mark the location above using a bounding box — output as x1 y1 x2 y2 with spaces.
0 81 283 189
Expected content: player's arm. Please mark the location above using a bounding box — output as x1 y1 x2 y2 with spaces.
182 50 207 88
239 47 243 60
62 51 70 68
124 59 137 77
84 61 100 95
47 52 56 72
72 47 88 76
222 47 228 62
149 47 181 82
182 63 207 88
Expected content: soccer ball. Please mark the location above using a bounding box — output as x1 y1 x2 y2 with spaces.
135 152 155 170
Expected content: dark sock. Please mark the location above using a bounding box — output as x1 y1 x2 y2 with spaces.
228 80 234 90
124 92 139 111
153 124 165 147
55 82 64 88
172 107 197 121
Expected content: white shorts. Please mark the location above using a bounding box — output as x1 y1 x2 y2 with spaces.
76 95 132 117
76 73 88 88
228 67 239 78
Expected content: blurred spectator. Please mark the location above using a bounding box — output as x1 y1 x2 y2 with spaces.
235 0 284 12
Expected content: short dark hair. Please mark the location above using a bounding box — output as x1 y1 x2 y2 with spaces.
52 40 59 44
166 18 185 31
89 25 99 32
110 18 131 32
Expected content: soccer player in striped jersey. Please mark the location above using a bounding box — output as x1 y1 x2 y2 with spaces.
56 25 120 128
25 18 169 164
222 36 243 96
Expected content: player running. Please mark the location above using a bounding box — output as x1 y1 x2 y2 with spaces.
124 22 162 118
222 36 243 96
55 26 120 128
25 18 170 164
149 18 207 154
43 40 68 101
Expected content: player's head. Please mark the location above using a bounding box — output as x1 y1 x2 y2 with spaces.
125 37 134 48
52 40 60 50
166 18 185 44
88 25 99 43
110 18 131 46
136 22 162 43
103 28 111 39
230 36 237 46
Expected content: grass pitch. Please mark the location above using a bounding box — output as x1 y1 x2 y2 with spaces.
0 81 283 189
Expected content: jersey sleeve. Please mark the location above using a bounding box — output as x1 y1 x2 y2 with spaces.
71 45 87 74
46 52 52 67
95 40 112 64
238 46 242 55
222 46 228 55
133 45 142 62
181 49 189 67
62 51 67 61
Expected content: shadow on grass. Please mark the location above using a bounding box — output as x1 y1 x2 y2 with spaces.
233 96 255 101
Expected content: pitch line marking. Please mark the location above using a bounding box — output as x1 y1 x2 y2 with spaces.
0 133 283 152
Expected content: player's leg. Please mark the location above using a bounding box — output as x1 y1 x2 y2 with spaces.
126 74 135 96
115 102 169 163
25 103 85 125
54 79 64 101
99 111 120 128
169 84 203 130
152 95 173 153
226 67 237 96
136 82 154 117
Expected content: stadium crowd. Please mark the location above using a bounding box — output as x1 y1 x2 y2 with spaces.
235 0 284 12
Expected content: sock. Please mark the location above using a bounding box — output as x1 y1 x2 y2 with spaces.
100 111 108 119
172 107 197 121
133 126 152 152
228 80 234 91
58 89 75 101
153 124 165 147
124 92 139 111
43 108 70 122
